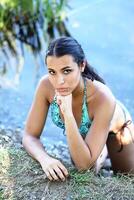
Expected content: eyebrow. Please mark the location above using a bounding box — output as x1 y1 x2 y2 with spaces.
48 66 72 71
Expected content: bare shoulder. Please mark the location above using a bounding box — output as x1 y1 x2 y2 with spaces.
86 79 115 103
38 75 52 91
86 79 116 117
36 75 55 103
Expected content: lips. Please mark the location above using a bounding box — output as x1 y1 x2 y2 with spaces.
57 88 68 92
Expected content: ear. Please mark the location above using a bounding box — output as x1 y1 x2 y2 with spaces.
80 61 86 72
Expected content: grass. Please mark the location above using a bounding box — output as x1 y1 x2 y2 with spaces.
0 134 134 200
69 169 134 200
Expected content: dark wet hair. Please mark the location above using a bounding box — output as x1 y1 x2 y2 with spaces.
45 36 105 84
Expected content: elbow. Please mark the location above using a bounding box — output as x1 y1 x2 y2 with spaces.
22 131 39 148
75 158 95 171
22 133 27 148
75 162 92 171
22 131 32 148
74 154 94 171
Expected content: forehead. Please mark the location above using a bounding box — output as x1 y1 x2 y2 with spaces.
46 55 76 68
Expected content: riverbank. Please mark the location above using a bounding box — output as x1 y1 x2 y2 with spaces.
0 129 134 200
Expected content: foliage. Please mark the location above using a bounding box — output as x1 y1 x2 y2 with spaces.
0 0 70 58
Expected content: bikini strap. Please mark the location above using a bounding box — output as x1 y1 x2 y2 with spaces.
83 78 87 102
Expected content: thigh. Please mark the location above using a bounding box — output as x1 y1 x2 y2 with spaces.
106 127 134 174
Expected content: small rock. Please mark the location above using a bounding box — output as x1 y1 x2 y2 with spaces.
6 129 13 137
101 169 113 177
103 158 112 170
2 135 10 142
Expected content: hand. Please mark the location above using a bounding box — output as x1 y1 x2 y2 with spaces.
40 157 69 181
56 91 73 116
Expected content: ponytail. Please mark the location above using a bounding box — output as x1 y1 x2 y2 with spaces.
82 62 105 84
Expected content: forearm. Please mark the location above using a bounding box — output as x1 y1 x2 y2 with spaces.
22 132 51 165
64 114 92 170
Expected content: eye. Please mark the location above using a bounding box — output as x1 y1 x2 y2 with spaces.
48 70 55 75
63 69 72 74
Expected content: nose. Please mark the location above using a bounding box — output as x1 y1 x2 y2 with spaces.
57 75 65 85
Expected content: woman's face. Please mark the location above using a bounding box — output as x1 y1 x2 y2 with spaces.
46 55 83 96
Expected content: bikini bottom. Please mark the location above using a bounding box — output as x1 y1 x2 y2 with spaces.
109 100 134 152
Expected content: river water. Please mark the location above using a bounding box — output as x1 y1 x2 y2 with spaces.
0 0 134 146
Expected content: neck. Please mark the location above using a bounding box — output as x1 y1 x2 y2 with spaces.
72 77 84 98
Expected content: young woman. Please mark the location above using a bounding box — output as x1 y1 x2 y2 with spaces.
22 37 134 181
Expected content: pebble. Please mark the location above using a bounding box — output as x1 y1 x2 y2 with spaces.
103 158 112 170
101 169 114 177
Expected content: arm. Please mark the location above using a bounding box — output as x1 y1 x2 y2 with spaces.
22 77 68 181
57 91 115 170
23 78 50 162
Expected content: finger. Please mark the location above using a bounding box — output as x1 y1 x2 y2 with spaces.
55 90 63 98
48 168 60 181
55 90 60 96
57 163 69 177
54 166 66 181
56 98 62 105
44 170 53 181
56 91 64 99
56 94 62 105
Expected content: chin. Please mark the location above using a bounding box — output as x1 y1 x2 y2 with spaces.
59 91 71 96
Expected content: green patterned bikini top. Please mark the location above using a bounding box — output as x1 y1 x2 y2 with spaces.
50 79 92 135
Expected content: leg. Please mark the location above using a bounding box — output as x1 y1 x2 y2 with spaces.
106 124 134 174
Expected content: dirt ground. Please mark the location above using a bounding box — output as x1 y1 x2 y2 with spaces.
0 130 134 200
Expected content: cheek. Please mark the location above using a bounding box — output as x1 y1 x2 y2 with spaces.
69 71 81 87
48 76 56 87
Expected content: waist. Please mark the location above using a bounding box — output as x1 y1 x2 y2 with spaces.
110 100 131 133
